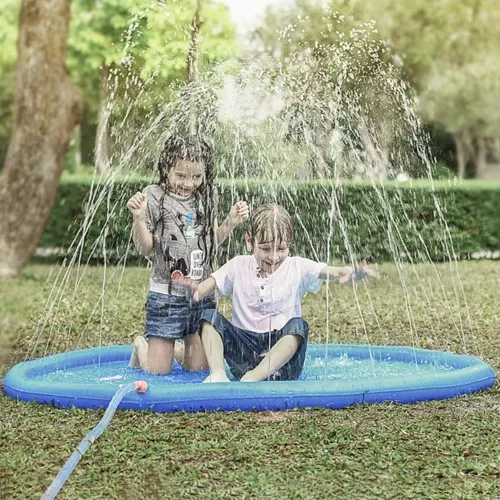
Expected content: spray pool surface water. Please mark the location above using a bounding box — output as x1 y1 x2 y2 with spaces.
4 344 495 413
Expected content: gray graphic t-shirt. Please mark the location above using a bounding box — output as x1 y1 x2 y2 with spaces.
144 184 218 296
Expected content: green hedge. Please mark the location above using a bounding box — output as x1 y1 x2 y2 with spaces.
39 177 500 263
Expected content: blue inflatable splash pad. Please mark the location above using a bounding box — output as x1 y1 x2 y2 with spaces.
3 344 495 412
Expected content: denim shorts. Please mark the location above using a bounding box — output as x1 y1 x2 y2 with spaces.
145 291 216 341
200 309 309 381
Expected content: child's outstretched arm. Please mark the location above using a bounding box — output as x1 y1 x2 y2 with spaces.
215 201 249 245
127 192 153 255
319 260 379 285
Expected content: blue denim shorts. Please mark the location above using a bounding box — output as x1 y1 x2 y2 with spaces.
200 309 309 381
145 291 216 341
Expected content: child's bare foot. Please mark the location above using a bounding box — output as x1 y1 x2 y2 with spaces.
129 343 140 368
174 341 185 366
130 336 149 370
134 335 148 349
203 371 230 383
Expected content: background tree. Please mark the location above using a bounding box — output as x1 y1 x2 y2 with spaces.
252 1 416 180
67 0 237 171
0 0 238 278
67 0 148 172
0 0 83 279
254 0 500 179
366 0 500 179
0 0 22 166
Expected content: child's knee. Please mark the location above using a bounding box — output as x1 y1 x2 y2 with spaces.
283 334 301 350
200 318 221 336
200 319 211 336
146 357 173 375
146 337 174 374
282 317 309 340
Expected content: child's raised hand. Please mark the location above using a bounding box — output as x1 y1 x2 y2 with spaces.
229 201 249 226
340 260 379 284
127 192 147 218
357 260 379 280
171 273 200 303
352 260 379 282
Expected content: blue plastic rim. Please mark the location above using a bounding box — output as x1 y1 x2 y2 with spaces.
3 344 496 413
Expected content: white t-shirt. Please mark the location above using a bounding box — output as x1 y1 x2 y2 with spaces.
211 255 326 333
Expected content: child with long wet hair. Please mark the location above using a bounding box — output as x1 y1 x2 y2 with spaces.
127 135 248 375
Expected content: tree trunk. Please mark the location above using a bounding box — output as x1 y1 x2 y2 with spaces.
310 150 329 179
74 124 82 170
95 65 111 174
474 135 487 178
0 0 83 278
452 131 472 180
360 123 388 180
474 137 500 179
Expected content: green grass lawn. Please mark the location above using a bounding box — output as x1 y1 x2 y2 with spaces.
1 261 499 499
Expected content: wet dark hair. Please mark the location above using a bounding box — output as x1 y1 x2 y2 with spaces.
248 204 294 246
157 135 213 185
157 135 217 273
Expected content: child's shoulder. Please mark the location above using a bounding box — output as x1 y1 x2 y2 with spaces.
219 255 253 273
142 184 165 203
287 256 314 265
227 255 253 266
143 184 163 196
287 256 325 273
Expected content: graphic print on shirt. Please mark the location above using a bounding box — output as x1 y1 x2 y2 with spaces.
184 212 196 239
163 208 206 281
145 185 216 290
188 250 204 280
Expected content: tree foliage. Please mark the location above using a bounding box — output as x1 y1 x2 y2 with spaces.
0 0 83 278
363 0 500 178
69 0 236 104
0 0 238 166
68 0 237 164
253 0 500 179
252 1 421 179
